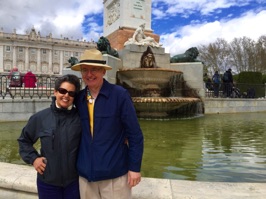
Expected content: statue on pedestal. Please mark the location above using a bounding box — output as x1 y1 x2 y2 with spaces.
67 57 79 68
97 36 119 58
124 23 162 48
170 47 200 63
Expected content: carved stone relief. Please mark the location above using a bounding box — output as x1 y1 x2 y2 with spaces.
107 0 120 26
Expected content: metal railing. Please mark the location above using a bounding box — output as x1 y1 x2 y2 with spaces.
0 74 86 99
2 73 265 99
0 74 60 99
205 82 266 98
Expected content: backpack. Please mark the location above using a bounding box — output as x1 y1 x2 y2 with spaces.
10 71 22 87
223 72 229 82
213 74 220 84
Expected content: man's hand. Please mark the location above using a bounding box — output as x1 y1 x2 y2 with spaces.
127 171 141 188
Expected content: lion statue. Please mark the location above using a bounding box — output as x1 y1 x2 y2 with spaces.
170 47 200 63
140 46 157 68
97 36 119 58
67 57 79 68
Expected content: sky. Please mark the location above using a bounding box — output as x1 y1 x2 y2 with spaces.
0 0 266 56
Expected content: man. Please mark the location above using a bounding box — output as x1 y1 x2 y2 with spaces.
23 69 37 88
71 49 144 199
222 68 233 97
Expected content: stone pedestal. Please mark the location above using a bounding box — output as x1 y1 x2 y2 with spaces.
170 62 205 98
103 0 152 37
103 54 122 84
118 44 170 69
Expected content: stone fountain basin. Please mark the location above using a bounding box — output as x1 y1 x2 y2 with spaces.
117 68 183 90
133 97 201 111
132 97 201 118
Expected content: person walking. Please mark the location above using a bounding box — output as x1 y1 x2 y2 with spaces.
18 74 82 199
71 49 144 199
23 69 37 88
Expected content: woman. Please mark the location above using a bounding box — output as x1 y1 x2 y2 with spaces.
18 74 81 199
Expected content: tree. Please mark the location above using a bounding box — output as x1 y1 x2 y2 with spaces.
198 35 266 76
198 38 230 75
256 35 266 73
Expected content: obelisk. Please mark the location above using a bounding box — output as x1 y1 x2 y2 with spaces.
103 0 160 50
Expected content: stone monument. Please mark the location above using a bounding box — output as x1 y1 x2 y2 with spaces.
103 0 160 50
100 0 205 118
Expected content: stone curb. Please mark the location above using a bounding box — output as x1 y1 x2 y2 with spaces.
1 162 266 199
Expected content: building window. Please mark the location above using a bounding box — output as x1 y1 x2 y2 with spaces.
6 46 10 52
54 50 58 55
43 49 46 54
64 51 69 57
19 47 23 52
31 48 36 54
75 52 79 57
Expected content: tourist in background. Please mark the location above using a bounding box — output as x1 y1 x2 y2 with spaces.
8 66 22 87
71 49 144 199
205 77 213 91
23 69 37 88
222 68 233 97
18 74 81 199
204 73 213 91
212 71 221 97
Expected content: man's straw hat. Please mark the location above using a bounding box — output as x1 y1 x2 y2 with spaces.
71 49 112 71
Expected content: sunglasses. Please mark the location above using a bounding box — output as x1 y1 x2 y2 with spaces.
57 88 76 97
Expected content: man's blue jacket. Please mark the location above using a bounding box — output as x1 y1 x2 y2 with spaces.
75 79 144 182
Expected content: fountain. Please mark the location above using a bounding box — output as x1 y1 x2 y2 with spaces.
101 1 204 119
116 46 202 119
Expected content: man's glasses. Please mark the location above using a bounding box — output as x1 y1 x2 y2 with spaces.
81 67 102 75
57 88 76 97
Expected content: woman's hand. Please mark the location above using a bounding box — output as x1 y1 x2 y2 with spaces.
33 157 47 175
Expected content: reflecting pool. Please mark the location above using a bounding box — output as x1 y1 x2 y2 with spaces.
1 112 266 182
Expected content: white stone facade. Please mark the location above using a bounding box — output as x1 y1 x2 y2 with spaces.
0 28 96 75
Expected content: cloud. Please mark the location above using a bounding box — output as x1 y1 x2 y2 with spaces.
0 0 265 56
152 0 253 18
160 9 266 55
0 0 103 41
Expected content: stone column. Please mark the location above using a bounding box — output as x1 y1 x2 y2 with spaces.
25 47 29 70
104 0 152 36
59 51 64 74
103 0 159 50
37 49 41 72
12 46 17 67
0 46 3 72
49 49 52 73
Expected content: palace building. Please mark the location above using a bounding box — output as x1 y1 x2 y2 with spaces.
0 27 96 75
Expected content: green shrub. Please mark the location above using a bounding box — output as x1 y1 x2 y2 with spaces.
262 75 266 84
237 71 263 97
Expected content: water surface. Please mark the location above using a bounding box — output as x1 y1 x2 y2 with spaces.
1 112 266 182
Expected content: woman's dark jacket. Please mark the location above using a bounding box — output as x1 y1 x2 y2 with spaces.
17 98 81 187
